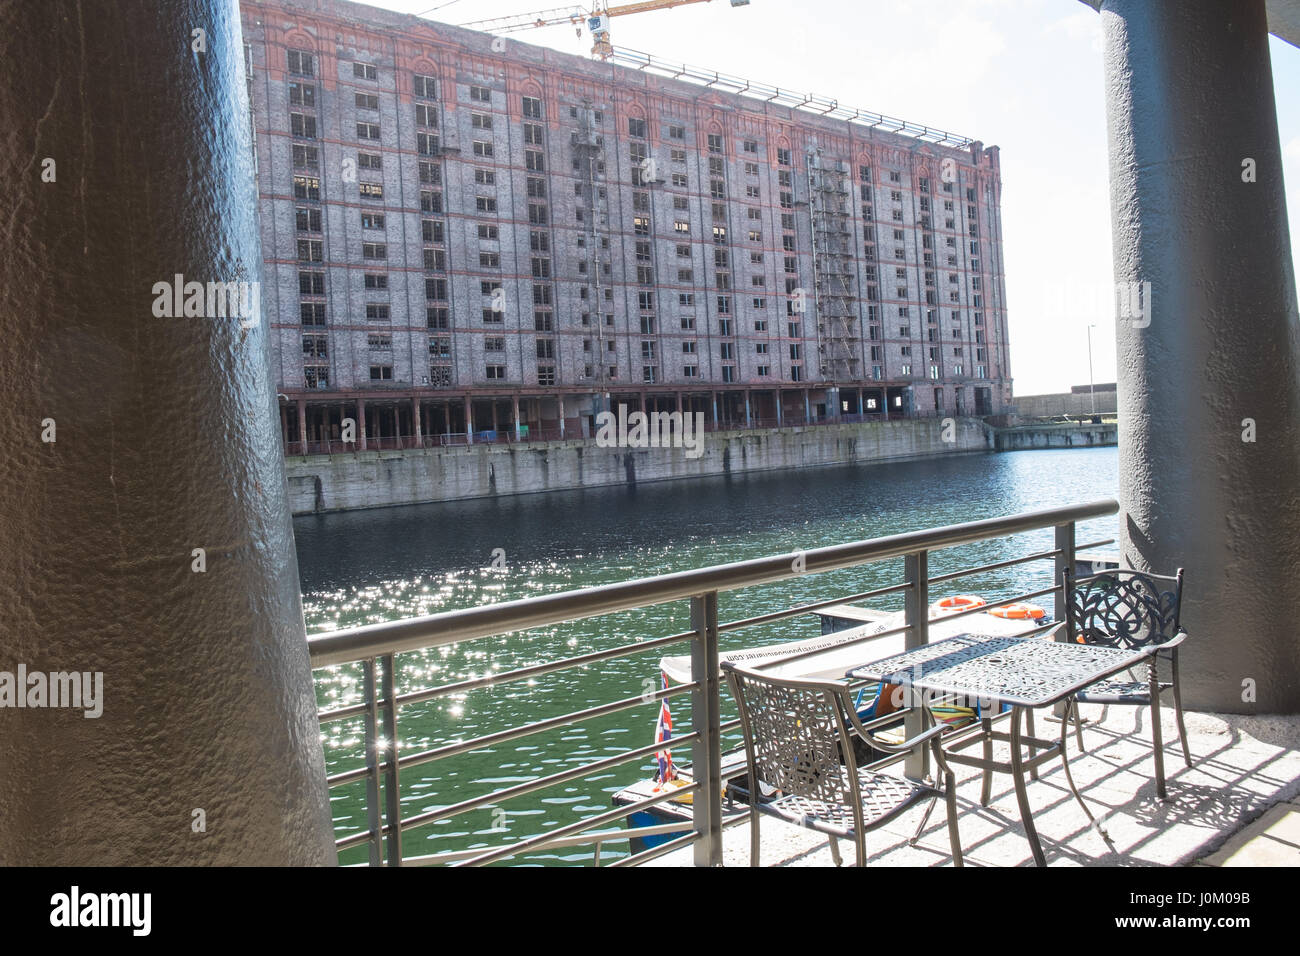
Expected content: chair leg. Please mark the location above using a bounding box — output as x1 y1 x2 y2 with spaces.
1072 698 1086 752
749 809 760 868
980 716 994 807
1171 658 1191 768
944 771 963 867
1148 660 1167 801
828 835 843 867
910 794 938 847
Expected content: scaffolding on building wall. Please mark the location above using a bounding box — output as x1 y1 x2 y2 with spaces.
574 100 612 412
807 146 859 390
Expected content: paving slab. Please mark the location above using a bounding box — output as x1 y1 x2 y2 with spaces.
645 706 1300 867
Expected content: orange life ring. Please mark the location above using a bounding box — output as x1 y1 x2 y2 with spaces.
935 595 986 612
988 603 1046 620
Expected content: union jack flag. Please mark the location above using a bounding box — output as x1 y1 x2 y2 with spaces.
653 671 676 785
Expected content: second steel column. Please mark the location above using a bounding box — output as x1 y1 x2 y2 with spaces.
1099 0 1300 712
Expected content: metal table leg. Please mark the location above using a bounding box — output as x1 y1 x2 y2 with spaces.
1026 708 1039 781
1058 695 1111 844
1149 659 1167 800
1008 705 1047 867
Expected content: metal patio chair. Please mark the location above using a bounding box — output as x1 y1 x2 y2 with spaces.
722 661 963 868
1059 567 1191 768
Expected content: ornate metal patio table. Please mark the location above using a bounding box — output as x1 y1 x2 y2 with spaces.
847 632 1163 866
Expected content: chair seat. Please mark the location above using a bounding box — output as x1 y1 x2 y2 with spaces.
1075 678 1172 705
758 767 935 837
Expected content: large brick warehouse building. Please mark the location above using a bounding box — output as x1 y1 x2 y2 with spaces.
240 0 1013 451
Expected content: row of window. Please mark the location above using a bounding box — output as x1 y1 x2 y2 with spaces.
285 52 990 200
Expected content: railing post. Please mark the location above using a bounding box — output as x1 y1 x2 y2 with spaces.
380 653 403 865
689 591 723 866
903 551 930 779
1053 522 1076 636
1053 522 1077 719
362 658 383 866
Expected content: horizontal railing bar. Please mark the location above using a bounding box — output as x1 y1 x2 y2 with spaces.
717 580 911 633
308 500 1118 667
325 680 710 789
340 803 731 859
399 759 765 865
453 780 705 867
390 630 694 708
607 830 701 867
336 827 380 852
332 723 712 853
399 820 700 866
396 731 703 832
329 764 387 789
927 547 1061 585
317 629 695 724
317 700 370 724
1076 538 1116 552
392 682 697 771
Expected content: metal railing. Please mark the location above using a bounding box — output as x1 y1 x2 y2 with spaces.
607 47 976 149
307 498 1117 866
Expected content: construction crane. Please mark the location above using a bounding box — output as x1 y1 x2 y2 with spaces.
459 0 750 59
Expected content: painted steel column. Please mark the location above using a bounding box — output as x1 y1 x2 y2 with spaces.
710 390 718 425
776 390 783 426
412 397 422 448
558 394 566 439
744 390 751 427
511 393 520 439
297 399 308 450
803 389 811 423
0 0 334 863
356 397 367 450
464 396 473 444
1099 0 1300 712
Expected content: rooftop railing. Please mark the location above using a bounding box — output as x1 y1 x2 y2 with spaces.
307 498 1118 866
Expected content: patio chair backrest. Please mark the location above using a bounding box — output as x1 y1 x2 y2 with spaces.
1063 567 1184 650
724 665 860 809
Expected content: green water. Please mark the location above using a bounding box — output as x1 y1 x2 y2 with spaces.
294 446 1118 865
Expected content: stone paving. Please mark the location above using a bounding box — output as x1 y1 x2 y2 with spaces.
649 704 1300 866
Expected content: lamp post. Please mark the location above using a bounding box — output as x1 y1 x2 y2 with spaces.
1086 323 1097 417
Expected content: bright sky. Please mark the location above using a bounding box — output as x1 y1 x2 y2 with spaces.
368 0 1300 397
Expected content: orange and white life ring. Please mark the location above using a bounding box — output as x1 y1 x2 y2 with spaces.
987 603 1046 620
933 595 986 613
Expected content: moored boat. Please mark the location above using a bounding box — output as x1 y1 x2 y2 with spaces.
615 595 1052 852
